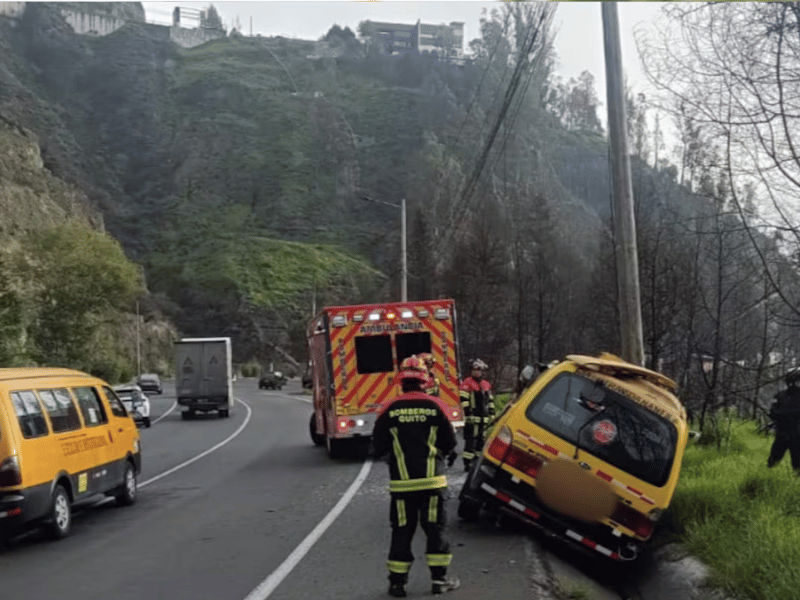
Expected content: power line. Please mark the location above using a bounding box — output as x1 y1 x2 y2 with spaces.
432 6 553 265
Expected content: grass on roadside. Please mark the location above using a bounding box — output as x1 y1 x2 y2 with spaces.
662 418 800 600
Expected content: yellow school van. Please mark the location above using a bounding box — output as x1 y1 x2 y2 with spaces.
0 368 141 542
458 353 689 562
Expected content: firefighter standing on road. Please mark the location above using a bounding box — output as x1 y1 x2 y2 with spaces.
371 355 461 598
419 352 440 397
768 369 800 474
460 358 494 472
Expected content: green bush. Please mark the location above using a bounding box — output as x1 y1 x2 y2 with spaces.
241 361 260 377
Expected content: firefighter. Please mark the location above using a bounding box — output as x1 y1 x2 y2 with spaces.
767 369 800 474
460 358 494 472
419 352 440 396
371 355 461 597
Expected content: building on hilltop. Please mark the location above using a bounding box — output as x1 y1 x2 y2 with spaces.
361 19 464 62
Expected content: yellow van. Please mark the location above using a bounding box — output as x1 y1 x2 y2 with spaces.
458 353 689 561
0 368 141 542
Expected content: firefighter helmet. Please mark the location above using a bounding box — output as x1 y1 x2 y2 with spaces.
419 352 435 368
471 358 488 371
397 355 428 383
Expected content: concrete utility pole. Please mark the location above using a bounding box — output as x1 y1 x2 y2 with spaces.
602 3 645 366
360 196 408 301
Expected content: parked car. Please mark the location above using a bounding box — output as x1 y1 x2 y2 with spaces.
259 371 287 390
112 384 151 428
458 353 690 563
136 373 162 395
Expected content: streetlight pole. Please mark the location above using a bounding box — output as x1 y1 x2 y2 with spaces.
136 300 141 377
400 198 407 302
360 196 408 301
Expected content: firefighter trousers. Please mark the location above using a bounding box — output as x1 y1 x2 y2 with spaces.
386 488 452 584
462 421 485 468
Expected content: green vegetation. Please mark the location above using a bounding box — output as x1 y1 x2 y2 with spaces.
0 220 146 380
664 418 800 600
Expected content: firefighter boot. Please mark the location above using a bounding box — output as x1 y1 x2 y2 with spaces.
388 574 407 598
432 576 461 595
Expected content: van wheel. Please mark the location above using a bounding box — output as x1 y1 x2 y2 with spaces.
219 409 229 418
457 495 482 522
48 485 71 539
310 414 325 446
181 410 193 420
115 462 137 506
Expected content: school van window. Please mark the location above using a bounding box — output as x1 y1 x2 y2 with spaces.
10 391 48 439
37 388 82 433
73 386 108 426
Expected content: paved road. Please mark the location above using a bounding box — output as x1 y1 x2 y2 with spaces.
0 378 699 600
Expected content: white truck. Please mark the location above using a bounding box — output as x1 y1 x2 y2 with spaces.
174 337 233 419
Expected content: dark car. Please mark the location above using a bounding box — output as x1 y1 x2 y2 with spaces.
259 371 287 390
137 373 163 395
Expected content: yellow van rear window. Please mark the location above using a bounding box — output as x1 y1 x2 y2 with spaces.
525 373 677 486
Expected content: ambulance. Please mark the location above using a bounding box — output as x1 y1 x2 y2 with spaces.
307 299 462 458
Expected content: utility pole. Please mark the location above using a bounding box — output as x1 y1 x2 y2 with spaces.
136 300 142 377
400 198 407 302
361 196 408 301
602 2 644 366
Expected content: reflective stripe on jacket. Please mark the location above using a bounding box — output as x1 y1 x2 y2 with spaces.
372 392 457 492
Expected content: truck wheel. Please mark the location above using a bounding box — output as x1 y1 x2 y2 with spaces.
219 409 229 418
48 485 71 539
310 414 325 446
181 410 193 421
144 417 151 428
114 461 137 507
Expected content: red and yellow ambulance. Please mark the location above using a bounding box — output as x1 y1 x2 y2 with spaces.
307 299 462 458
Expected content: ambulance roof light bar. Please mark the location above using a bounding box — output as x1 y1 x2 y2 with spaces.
332 315 347 327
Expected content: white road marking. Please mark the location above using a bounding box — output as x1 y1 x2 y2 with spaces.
150 400 178 425
140 397 252 488
242 458 374 600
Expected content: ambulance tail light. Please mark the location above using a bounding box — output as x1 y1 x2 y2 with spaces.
0 455 22 486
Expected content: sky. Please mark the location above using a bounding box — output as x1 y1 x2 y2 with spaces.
141 1 666 105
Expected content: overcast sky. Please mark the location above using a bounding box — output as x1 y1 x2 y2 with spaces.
141 1 665 112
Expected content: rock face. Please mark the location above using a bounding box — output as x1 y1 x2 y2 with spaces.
0 114 98 235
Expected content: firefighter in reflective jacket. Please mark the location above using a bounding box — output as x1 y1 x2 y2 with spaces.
371 355 461 597
460 358 494 472
419 352 440 396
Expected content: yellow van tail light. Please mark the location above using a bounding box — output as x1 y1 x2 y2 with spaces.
0 455 22 486
487 427 545 479
610 501 656 539
487 426 512 460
